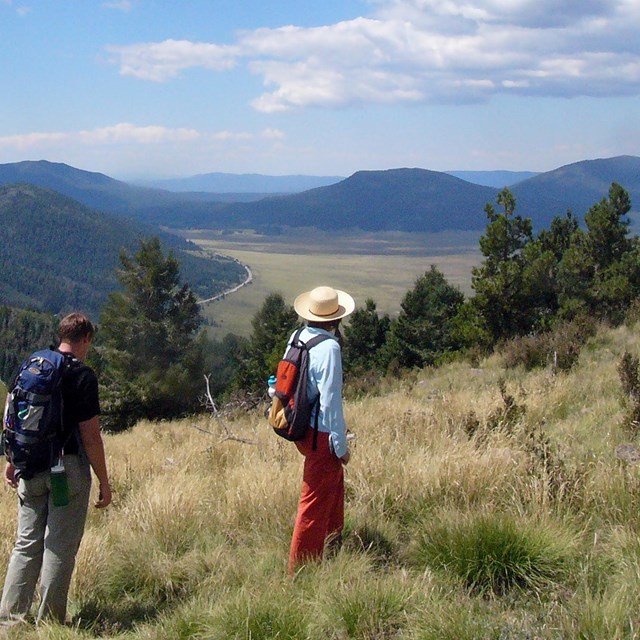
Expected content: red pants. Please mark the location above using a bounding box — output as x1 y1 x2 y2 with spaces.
288 429 344 575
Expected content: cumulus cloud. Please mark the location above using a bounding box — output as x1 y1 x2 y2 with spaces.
105 0 640 110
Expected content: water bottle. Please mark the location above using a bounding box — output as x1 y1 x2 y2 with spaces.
50 459 70 507
267 375 277 398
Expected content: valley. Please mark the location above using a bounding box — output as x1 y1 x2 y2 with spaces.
185 229 482 338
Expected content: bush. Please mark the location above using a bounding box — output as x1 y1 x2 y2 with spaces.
502 317 597 372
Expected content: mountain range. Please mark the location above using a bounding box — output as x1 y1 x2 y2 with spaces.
0 156 638 235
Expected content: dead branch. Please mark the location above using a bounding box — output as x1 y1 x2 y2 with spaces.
192 374 256 445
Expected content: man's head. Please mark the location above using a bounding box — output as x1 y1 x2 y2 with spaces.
294 286 355 328
58 312 95 359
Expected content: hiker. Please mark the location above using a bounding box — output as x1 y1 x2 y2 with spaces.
287 285 354 575
0 312 112 624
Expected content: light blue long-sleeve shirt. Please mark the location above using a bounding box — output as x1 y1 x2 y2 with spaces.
284 326 348 458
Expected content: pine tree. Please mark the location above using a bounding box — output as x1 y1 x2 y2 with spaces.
342 298 390 374
471 188 533 342
97 237 205 430
386 266 464 369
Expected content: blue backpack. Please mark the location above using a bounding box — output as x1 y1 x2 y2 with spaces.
3 350 74 480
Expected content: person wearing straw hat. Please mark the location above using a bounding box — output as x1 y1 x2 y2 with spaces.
287 285 355 575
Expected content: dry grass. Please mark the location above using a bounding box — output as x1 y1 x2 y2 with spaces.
2 323 640 637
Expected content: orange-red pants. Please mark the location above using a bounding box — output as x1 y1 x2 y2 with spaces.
288 429 344 575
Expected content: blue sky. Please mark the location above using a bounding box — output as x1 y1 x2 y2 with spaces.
1 0 639 179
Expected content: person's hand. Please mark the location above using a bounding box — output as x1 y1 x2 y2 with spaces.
341 450 351 465
4 462 17 489
94 482 112 508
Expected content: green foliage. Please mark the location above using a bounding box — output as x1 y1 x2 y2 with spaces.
232 292 298 394
471 188 535 342
342 298 391 374
385 266 465 369
0 306 58 384
410 511 574 596
558 183 640 323
96 238 206 430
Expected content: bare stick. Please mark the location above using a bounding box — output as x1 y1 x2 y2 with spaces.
194 374 256 445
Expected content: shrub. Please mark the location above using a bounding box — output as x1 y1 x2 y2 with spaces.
618 351 640 434
502 317 597 372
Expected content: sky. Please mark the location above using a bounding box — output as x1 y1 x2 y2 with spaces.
1 0 639 180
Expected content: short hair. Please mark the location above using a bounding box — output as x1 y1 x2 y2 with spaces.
58 312 95 342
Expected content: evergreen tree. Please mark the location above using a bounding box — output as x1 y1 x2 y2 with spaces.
342 298 391 374
0 306 58 385
558 183 640 323
232 292 298 394
471 188 534 342
386 266 464 369
97 237 205 430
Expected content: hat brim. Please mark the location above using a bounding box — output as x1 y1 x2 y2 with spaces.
294 289 355 322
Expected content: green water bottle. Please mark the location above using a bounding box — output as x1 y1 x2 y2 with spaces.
50 459 70 507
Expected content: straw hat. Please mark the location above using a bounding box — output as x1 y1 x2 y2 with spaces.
294 286 355 322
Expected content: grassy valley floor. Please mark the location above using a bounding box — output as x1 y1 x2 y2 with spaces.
184 230 481 339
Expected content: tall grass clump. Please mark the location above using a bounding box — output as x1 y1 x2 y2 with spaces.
408 510 576 596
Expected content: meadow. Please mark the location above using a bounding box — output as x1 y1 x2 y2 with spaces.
2 320 640 638
184 230 481 339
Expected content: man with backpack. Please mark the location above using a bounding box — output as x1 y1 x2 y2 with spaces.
0 312 111 625
285 285 354 575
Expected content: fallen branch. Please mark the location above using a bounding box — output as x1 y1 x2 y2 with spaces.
193 374 256 445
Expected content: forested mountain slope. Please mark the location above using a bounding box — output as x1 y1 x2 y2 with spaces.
0 184 246 316
512 155 640 227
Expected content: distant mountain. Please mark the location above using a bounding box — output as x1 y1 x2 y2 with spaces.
137 172 345 194
0 184 246 316
511 155 640 228
0 160 241 213
447 170 539 188
2 156 638 234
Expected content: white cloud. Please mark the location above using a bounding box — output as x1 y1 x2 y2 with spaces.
106 39 238 81
105 0 640 111
78 123 200 144
0 124 283 151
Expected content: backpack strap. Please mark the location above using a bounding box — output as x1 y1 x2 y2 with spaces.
297 330 336 450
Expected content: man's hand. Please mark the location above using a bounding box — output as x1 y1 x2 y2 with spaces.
95 482 112 509
4 462 17 489
341 450 351 466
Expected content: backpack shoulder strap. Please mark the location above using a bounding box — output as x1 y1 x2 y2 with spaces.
305 333 336 350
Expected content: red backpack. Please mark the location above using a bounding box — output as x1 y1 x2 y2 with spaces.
267 328 333 449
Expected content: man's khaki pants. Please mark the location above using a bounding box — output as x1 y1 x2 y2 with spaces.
0 455 91 623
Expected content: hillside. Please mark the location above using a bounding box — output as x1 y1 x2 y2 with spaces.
1 322 638 636
0 184 246 316
512 155 640 227
137 168 500 232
